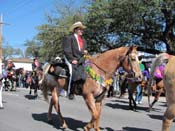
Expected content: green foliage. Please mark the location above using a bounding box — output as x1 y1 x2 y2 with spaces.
24 39 41 58
85 0 175 53
36 0 87 62
2 43 23 60
33 0 175 61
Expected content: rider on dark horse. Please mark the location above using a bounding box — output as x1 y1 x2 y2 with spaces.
5 59 16 91
32 58 42 71
6 59 15 71
30 58 42 96
62 21 88 100
6 59 16 79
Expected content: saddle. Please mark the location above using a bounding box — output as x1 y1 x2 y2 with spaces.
48 58 69 78
47 57 87 95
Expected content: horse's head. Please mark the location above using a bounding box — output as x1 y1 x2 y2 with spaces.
121 46 143 80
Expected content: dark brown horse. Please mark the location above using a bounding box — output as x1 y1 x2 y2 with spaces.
40 46 142 131
127 76 147 111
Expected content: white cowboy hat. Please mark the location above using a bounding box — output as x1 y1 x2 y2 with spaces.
70 21 86 31
8 59 12 62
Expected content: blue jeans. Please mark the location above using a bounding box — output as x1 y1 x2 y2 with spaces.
135 84 142 102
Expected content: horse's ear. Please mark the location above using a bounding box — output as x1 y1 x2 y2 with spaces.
127 45 137 55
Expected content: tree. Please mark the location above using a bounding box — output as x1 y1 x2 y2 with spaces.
85 0 175 54
36 0 87 61
24 39 41 58
2 43 23 60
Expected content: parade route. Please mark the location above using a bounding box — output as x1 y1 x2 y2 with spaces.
0 88 175 131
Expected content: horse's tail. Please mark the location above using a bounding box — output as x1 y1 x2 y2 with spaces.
40 63 51 101
42 78 49 102
39 63 50 85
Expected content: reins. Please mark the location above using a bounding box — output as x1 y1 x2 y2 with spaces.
120 49 137 78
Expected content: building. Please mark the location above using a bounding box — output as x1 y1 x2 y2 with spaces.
11 58 33 71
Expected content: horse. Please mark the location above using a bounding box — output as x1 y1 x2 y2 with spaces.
28 69 43 97
4 68 23 91
161 55 175 131
147 53 170 112
118 72 147 111
40 46 142 131
28 71 39 97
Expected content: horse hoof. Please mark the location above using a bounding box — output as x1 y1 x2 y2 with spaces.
147 109 151 112
61 123 68 129
146 107 152 112
133 109 137 112
83 127 90 131
0 107 4 109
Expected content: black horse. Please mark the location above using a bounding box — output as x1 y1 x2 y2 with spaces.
5 68 23 91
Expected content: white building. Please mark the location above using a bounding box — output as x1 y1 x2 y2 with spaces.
11 58 33 71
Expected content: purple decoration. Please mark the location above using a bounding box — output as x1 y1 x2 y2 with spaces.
154 65 165 79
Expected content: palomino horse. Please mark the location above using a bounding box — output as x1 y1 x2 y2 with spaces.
162 55 175 131
40 46 142 131
147 53 170 111
148 79 164 111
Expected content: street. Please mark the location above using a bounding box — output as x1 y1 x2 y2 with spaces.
0 88 175 131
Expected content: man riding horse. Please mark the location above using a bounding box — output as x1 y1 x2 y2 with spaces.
5 59 16 90
62 21 88 100
6 59 15 72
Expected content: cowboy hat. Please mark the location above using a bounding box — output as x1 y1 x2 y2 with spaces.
70 21 86 31
8 59 12 62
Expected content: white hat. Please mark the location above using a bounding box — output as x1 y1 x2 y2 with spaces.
8 59 12 62
70 21 86 31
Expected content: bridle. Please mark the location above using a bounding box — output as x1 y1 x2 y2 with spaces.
121 51 138 78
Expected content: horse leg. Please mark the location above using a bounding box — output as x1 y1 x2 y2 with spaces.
47 97 53 123
83 94 100 131
133 97 137 111
129 95 133 110
162 104 175 131
128 88 133 110
149 88 163 111
50 87 67 129
94 102 102 131
34 84 38 97
29 85 32 95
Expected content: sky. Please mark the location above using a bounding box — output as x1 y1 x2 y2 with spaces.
0 0 82 50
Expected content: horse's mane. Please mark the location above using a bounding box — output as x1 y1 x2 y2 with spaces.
91 47 129 61
87 47 131 77
149 53 169 79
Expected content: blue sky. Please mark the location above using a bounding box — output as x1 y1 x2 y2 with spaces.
0 0 56 49
0 0 83 49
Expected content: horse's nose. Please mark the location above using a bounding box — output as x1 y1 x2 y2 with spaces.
136 74 143 81
128 71 135 78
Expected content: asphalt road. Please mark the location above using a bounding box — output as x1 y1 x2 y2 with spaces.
0 88 175 131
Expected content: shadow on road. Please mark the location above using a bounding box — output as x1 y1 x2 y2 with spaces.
122 126 152 131
24 94 37 100
148 114 163 121
32 113 87 131
104 126 152 131
105 100 148 111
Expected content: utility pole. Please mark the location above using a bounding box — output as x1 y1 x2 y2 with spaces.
0 14 3 75
0 14 9 75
